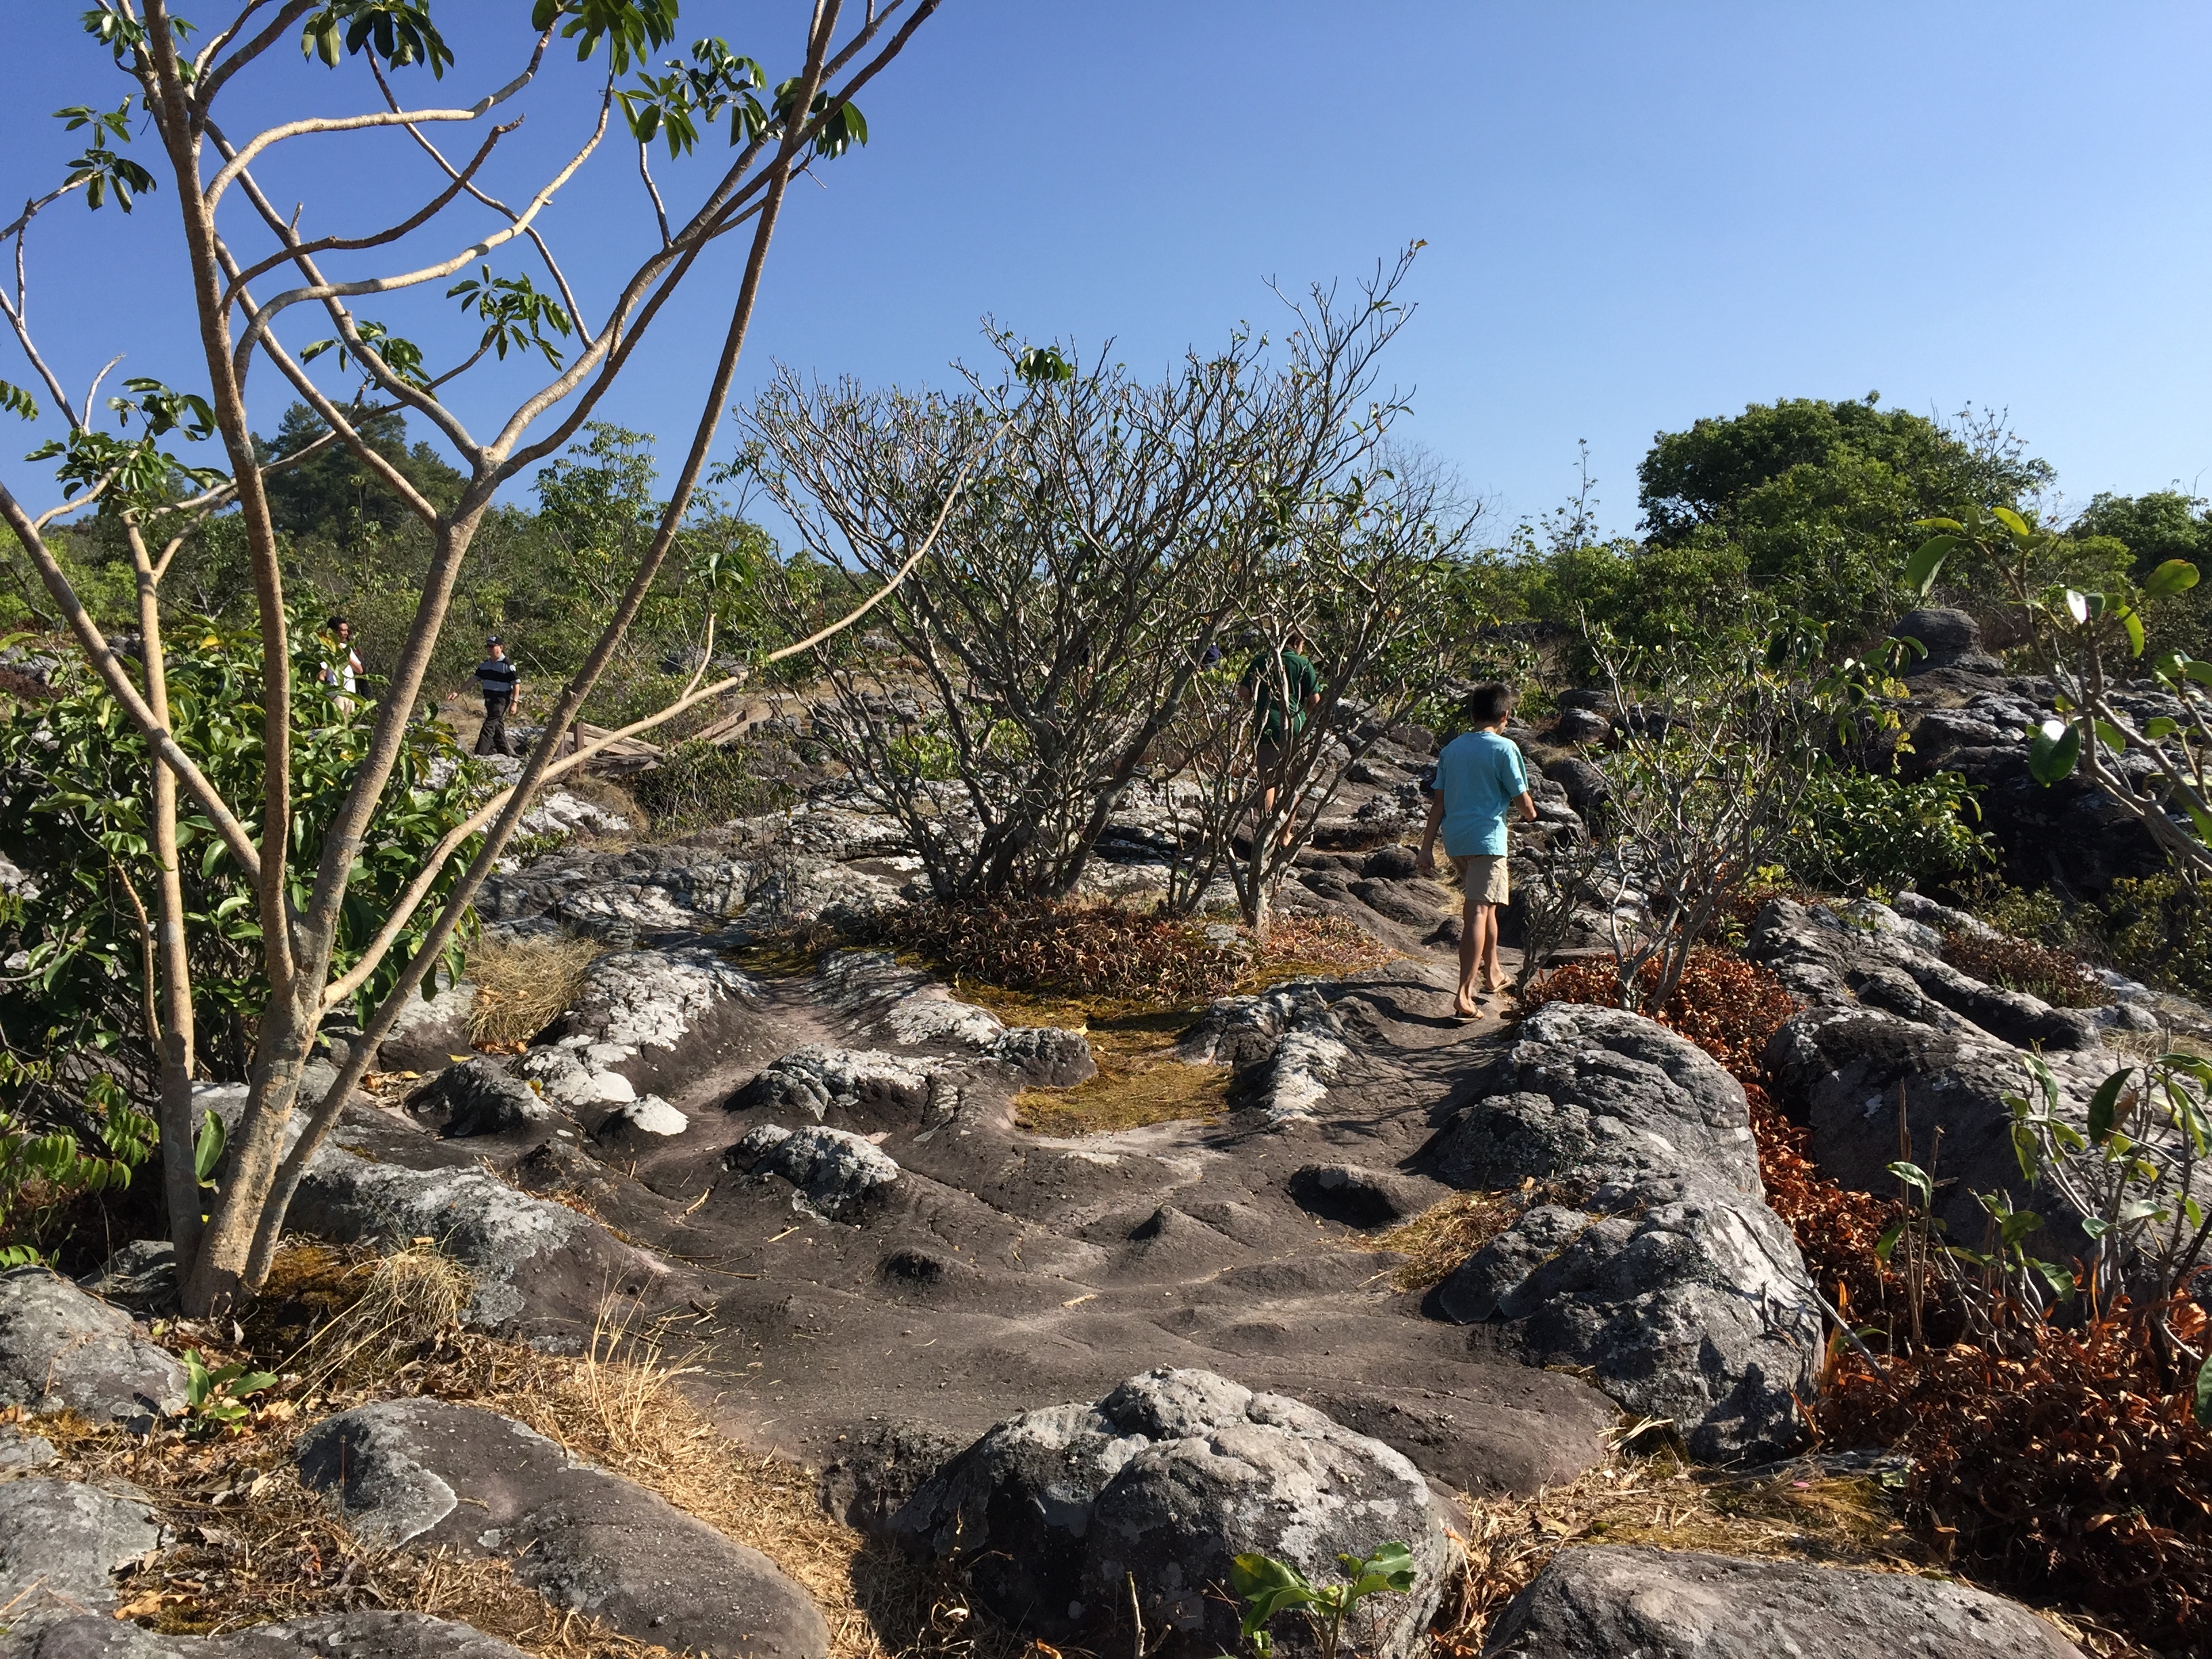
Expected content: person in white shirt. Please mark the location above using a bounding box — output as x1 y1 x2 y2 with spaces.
319 616 363 713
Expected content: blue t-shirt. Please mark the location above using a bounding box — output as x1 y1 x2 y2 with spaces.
1430 729 1530 857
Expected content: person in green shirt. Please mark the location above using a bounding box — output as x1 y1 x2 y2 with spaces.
1241 630 1322 840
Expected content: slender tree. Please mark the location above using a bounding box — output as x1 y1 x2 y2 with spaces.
0 0 941 1315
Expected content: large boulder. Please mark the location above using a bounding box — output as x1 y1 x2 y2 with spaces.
1481 1546 2081 1658
0 1479 163 1629
1889 607 2005 677
1425 1004 1820 1462
729 1044 938 1122
297 1399 827 1659
0 1269 186 1424
1744 897 2099 1052
889 1368 1450 1659
372 981 479 1073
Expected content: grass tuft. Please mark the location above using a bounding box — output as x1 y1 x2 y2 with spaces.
467 934 607 1047
1372 1189 1533 1293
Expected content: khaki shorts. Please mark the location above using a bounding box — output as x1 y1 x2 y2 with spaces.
1454 853 1510 905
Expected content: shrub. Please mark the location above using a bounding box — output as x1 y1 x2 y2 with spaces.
882 900 1252 1004
630 738 794 834
1819 1306 2212 1652
1778 766 1990 894
1940 930 2111 1008
2102 872 2212 1003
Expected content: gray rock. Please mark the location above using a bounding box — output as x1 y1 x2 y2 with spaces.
22 1612 537 1659
1891 607 2006 678
730 1124 900 1221
0 1478 162 1627
817 1420 964 1536
1425 1004 1820 1462
1481 1546 2081 1658
295 1399 826 1659
76 1242 178 1316
0 1269 186 1424
1746 897 2100 1052
376 981 478 1073
1541 756 1608 819
284 1150 675 1340
0 1425 56 1470
990 1025 1098 1087
1179 987 1348 1120
890 1368 1449 1659
1287 1163 1435 1227
406 1058 551 1139
1763 1004 2115 1258
730 1045 936 1122
1549 707 1611 745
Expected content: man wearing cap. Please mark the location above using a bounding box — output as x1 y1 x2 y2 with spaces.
474 636 520 758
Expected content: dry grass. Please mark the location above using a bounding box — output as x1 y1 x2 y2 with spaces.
467 934 607 1046
1372 1187 1537 1293
278 1242 475 1390
26 1282 1027 1659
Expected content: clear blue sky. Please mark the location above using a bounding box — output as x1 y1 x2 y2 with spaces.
5 2 2209 541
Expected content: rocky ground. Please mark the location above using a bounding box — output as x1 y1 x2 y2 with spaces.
3 642 2178 1659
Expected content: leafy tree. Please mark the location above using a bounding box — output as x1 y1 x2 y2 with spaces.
1636 397 2053 634
1 0 941 1317
750 252 1434 907
259 403 464 546
2069 491 2212 661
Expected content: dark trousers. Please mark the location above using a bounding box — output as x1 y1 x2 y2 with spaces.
475 692 516 757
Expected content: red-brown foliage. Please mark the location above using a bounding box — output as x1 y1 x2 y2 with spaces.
884 900 1252 1003
1940 929 2113 1010
1820 1305 2212 1651
1522 947 1797 1078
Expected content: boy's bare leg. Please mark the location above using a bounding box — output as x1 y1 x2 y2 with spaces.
1478 904 1509 994
1456 890 1483 1017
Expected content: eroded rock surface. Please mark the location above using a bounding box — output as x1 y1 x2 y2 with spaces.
1482 1546 2082 1658
0 1269 186 1424
296 1399 827 1659
0 1479 162 1629
890 1368 1450 1659
22 1612 536 1659
1426 1004 1819 1461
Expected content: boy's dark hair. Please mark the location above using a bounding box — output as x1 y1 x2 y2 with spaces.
1465 682 1516 726
327 615 349 632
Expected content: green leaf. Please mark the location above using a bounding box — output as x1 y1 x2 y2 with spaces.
1904 535 1957 599
2093 719 2129 753
2147 716 2181 740
2146 559 2200 599
2087 1069 2129 1145
1886 1160 1933 1203
1873 1218 1906 1265
194 1109 226 1184
2026 720 2079 786
1992 506 2032 537
2120 607 2146 657
0 382 37 422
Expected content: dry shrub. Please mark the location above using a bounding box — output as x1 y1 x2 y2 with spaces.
1941 929 2113 1009
1744 1082 1901 1317
284 1242 474 1389
882 899 1251 1004
1523 947 1797 1077
468 934 607 1046
1819 1303 2212 1654
1248 912 1397 983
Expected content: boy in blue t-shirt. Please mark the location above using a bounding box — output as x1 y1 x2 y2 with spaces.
1416 682 1538 1017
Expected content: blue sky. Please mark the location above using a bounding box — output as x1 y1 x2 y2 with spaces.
5 2 2209 541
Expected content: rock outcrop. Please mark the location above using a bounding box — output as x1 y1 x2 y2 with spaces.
0 1269 186 1425
297 1399 827 1659
890 1368 1450 1659
0 1479 163 1629
1425 1004 1820 1461
1482 1546 2081 1658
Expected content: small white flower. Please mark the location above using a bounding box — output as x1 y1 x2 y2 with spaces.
2040 718 2067 741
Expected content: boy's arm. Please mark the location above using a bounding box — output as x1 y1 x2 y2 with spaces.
1415 789 1446 876
1516 791 1538 823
